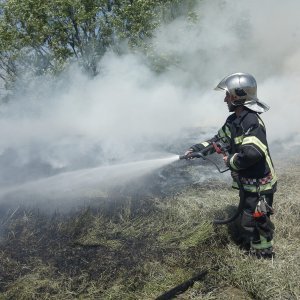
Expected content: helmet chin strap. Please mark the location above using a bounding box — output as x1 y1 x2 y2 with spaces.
228 100 244 112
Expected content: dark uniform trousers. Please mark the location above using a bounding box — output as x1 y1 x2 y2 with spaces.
240 191 274 244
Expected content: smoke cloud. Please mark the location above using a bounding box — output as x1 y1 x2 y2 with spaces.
0 0 299 207
153 0 300 135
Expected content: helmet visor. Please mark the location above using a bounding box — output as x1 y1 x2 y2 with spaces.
214 79 228 92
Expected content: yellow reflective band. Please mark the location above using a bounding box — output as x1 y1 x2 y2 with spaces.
201 142 210 147
258 118 265 128
257 116 265 128
251 236 272 250
234 136 244 144
230 153 239 171
265 156 277 182
232 176 277 192
218 126 231 139
242 136 276 181
224 126 231 138
242 136 267 152
218 128 225 138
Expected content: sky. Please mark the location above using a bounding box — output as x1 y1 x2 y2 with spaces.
0 0 299 208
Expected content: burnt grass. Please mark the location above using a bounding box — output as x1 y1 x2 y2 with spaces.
2 158 298 299
0 198 229 299
0 161 233 299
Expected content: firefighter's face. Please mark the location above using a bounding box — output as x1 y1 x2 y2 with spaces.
224 92 235 112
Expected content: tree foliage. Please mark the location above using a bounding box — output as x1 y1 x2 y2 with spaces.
0 0 182 90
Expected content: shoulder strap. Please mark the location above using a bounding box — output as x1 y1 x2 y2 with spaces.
257 114 265 128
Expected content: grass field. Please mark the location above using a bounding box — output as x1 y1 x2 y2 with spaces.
0 158 299 299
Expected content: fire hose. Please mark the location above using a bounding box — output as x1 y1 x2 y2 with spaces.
155 143 245 299
179 141 245 225
155 270 208 300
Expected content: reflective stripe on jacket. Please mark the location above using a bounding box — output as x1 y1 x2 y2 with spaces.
193 108 277 194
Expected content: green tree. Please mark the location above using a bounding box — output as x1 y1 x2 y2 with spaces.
0 0 183 91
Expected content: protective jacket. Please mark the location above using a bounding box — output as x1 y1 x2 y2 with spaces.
191 108 277 194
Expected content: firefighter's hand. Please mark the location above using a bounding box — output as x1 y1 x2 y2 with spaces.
184 149 194 160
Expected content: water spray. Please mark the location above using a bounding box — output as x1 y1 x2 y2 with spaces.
0 154 180 211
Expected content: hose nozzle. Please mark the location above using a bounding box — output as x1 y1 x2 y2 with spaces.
179 152 204 160
179 154 187 160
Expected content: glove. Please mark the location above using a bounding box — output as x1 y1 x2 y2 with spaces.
184 148 194 160
184 148 194 155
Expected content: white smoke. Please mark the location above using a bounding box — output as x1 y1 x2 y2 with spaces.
153 0 300 138
0 0 299 194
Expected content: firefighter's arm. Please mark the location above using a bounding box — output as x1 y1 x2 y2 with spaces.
186 135 218 157
186 121 231 157
227 144 264 171
227 120 265 171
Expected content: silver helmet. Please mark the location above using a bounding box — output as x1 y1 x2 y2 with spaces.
215 72 269 113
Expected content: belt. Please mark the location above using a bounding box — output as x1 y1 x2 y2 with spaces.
240 173 273 185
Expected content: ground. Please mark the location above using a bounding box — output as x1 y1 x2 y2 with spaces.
0 157 299 299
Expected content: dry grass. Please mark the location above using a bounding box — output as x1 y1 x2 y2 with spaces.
195 159 300 300
0 159 299 299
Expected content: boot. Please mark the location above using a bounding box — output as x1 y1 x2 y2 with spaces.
249 235 275 259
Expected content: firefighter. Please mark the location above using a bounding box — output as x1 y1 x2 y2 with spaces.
185 73 277 258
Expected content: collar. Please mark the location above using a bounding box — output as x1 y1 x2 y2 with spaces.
232 109 249 125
